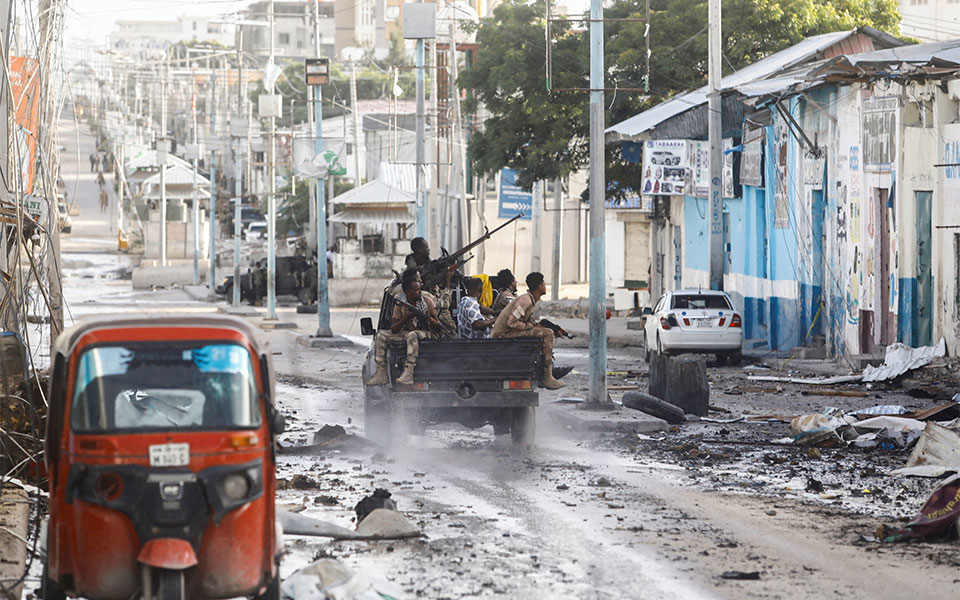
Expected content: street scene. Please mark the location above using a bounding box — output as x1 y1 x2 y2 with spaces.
4 0 960 599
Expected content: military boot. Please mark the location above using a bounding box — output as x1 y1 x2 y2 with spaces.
541 360 566 390
365 363 389 386
396 361 416 385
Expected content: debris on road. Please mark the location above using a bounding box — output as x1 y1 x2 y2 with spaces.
890 422 960 478
356 488 398 523
281 558 406 600
622 391 685 424
879 474 960 543
279 424 379 454
862 339 946 382
719 570 761 580
354 508 421 539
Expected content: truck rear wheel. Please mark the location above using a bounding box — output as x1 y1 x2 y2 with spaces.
511 407 536 446
364 399 390 444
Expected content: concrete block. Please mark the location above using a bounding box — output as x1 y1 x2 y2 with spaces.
0 487 29 600
543 401 667 433
132 264 209 289
329 278 391 307
649 354 709 416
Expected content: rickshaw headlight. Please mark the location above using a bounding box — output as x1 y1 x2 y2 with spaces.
222 473 250 500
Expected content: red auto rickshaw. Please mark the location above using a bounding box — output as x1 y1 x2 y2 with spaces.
42 315 284 600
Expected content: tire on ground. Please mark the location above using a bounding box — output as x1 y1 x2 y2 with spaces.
621 391 685 424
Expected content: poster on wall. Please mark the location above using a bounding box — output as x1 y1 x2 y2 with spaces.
862 96 898 172
10 57 40 195
740 127 764 187
641 140 689 196
691 140 735 198
773 121 790 228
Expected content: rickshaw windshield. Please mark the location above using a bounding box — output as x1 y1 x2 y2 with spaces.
70 343 261 432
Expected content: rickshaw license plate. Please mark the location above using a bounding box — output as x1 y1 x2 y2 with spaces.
149 443 190 467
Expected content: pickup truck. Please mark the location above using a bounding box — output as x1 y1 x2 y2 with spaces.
360 289 543 446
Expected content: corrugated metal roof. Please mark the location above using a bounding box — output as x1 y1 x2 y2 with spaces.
125 150 192 172
606 29 897 142
835 38 960 67
331 179 415 205
377 162 417 193
329 206 413 224
142 163 211 187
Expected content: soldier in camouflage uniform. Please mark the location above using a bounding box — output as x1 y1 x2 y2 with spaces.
365 278 442 385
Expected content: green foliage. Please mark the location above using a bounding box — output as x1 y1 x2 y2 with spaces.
250 57 418 126
465 0 903 197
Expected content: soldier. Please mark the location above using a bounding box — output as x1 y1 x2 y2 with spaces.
365 278 442 386
491 272 565 390
492 268 519 316
404 237 430 270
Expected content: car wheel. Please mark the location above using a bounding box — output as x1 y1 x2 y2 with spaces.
656 333 666 357
640 331 650 363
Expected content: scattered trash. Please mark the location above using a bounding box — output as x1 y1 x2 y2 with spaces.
890 422 960 478
862 339 946 382
281 558 406 600
279 506 420 541
719 570 761 580
880 474 960 543
279 425 379 454
854 405 908 416
356 489 398 524
800 390 869 398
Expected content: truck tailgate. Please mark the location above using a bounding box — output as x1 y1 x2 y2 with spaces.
387 338 543 383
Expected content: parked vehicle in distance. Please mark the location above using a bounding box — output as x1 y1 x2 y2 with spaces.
57 201 72 233
240 206 264 228
641 289 743 365
245 220 267 240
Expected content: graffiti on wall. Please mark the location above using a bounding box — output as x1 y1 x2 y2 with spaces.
846 146 863 324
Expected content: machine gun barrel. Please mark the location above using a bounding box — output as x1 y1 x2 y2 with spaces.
446 211 524 263
421 212 523 288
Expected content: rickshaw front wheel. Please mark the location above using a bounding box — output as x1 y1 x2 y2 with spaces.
254 575 280 600
40 563 66 600
157 569 185 600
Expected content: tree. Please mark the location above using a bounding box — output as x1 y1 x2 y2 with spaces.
464 0 902 196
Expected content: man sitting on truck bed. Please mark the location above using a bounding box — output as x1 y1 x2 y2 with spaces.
458 277 495 339
491 272 566 390
491 269 518 316
365 278 442 386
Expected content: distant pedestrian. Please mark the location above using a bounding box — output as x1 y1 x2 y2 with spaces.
96 170 105 187
99 189 108 213
88 153 96 172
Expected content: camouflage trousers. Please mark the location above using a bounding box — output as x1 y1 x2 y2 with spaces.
492 326 555 361
373 329 434 367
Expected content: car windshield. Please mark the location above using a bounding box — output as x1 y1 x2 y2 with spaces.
671 294 732 310
70 343 260 432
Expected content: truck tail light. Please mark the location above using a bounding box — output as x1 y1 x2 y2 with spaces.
505 380 532 390
400 382 429 391
730 314 742 328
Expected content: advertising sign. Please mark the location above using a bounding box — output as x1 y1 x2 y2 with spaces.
691 139 735 198
497 168 532 220
862 96 898 172
740 127 764 187
641 140 688 196
10 57 40 194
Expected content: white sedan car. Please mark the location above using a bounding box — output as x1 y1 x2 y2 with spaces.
641 289 743 365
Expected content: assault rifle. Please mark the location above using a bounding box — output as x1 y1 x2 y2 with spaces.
539 319 575 339
394 296 454 336
420 212 524 290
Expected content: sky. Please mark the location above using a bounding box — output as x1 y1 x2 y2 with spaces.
64 0 251 45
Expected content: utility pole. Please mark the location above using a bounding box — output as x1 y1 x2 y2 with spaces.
429 34 439 249
708 0 723 291
587 0 607 406
414 1 427 238
349 61 362 185
449 22 468 253
312 0 332 337
551 178 562 301
266 0 278 319
234 36 244 307
159 65 168 267
117 144 124 239
531 181 542 273
192 75 200 286
208 150 217 296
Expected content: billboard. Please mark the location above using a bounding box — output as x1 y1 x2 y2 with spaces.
10 57 41 194
497 168 532 220
641 140 688 196
862 96 897 172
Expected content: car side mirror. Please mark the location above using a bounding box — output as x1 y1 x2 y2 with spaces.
642 307 654 315
270 411 286 435
360 317 375 336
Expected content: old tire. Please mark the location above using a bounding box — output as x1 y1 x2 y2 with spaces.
640 331 650 363
511 407 536 446
621 391 685 424
255 575 280 600
297 287 314 306
157 569 185 600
